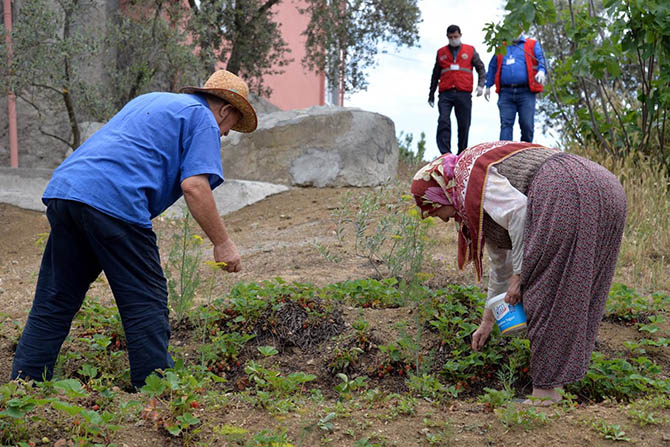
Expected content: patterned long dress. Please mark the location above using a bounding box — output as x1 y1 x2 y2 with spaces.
521 153 627 388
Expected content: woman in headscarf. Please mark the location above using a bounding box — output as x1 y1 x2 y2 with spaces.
411 141 626 404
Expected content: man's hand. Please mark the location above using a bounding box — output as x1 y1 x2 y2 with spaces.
484 87 491 102
214 238 241 273
476 86 484 97
428 96 435 108
504 274 522 304
535 71 546 85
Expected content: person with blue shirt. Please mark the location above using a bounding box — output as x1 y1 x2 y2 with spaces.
484 32 546 142
11 70 258 389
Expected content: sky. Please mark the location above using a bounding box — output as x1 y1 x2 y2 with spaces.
346 0 558 161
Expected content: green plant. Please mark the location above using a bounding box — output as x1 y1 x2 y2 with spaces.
334 374 367 400
569 352 670 401
495 404 550 431
478 387 514 412
0 381 38 445
591 419 630 442
165 211 203 327
327 187 435 281
246 428 294 447
317 412 336 432
406 373 455 401
139 361 217 438
328 346 364 374
397 131 427 165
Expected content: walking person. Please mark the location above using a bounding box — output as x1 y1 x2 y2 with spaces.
484 32 546 142
411 141 626 404
429 24 486 155
11 70 257 389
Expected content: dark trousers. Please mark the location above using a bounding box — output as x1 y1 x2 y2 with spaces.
11 199 174 388
436 89 472 155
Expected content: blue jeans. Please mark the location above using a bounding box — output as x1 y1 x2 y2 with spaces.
12 199 174 389
497 87 537 142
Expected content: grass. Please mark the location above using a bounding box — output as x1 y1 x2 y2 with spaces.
570 145 670 292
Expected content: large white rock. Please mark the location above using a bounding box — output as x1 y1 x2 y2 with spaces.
0 167 288 217
223 106 398 187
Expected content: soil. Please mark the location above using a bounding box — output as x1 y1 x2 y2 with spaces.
1 176 669 446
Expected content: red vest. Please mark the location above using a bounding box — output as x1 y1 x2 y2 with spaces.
494 38 544 93
437 44 475 93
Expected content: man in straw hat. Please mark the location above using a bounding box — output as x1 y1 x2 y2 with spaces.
12 70 257 389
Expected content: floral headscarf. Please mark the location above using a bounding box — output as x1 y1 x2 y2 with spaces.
410 153 460 218
411 141 544 281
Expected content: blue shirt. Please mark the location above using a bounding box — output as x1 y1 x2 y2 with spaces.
485 36 546 88
43 93 224 228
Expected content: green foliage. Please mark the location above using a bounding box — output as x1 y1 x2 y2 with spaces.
490 0 670 165
334 373 367 399
569 352 670 402
326 188 436 281
605 283 669 323
301 0 421 95
187 0 291 96
397 131 427 165
478 387 514 411
105 1 207 109
326 278 404 309
246 428 294 447
140 361 217 437
591 419 630 442
165 212 203 327
495 404 550 431
406 373 455 401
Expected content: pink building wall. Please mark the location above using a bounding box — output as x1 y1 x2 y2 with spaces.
265 1 326 110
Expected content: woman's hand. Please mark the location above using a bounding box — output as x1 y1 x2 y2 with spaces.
472 309 495 351
504 274 522 304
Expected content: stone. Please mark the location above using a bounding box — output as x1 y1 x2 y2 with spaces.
223 105 398 187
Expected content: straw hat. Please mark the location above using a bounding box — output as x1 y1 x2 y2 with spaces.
180 70 258 133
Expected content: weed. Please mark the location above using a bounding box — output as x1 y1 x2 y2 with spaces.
495 404 549 431
478 387 514 412
317 412 336 432
246 428 294 446
569 352 670 401
407 373 456 401
328 346 364 374
591 419 630 441
165 211 203 327
334 374 367 400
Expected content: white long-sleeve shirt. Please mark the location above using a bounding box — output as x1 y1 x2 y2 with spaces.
482 165 527 298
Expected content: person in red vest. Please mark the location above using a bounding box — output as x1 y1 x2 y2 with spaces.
484 32 546 142
429 24 486 155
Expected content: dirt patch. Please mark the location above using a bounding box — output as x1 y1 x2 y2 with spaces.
2 180 670 446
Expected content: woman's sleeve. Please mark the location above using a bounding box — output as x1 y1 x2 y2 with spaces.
486 241 513 298
483 165 527 275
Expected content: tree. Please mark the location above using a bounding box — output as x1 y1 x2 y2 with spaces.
0 0 207 150
484 0 670 167
187 0 292 96
0 0 105 149
301 0 421 98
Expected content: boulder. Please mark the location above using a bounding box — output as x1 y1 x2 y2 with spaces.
223 106 398 187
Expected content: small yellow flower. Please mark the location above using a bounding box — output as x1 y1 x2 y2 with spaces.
205 260 227 270
192 234 204 244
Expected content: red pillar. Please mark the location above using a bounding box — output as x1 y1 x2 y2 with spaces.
4 0 18 167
